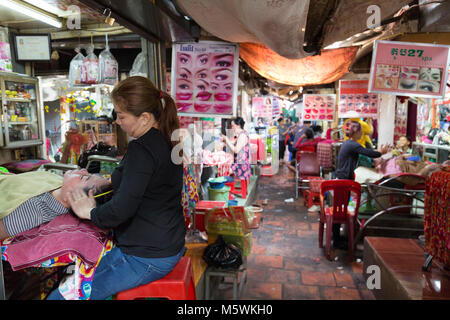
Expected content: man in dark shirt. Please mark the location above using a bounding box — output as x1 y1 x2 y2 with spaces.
333 121 390 248
336 140 383 180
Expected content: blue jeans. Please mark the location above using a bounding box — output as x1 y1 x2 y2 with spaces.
47 246 186 300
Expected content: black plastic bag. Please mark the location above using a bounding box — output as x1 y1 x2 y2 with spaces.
78 142 118 173
202 235 243 270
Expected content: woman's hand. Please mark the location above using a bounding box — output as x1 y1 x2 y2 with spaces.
67 188 96 220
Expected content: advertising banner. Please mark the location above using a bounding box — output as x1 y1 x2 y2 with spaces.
369 40 450 98
171 41 239 117
252 96 280 118
339 80 379 118
302 94 335 121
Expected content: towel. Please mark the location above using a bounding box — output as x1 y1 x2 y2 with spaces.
0 171 63 219
2 213 109 271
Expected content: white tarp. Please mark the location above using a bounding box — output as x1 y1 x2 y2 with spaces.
321 0 412 47
175 0 313 59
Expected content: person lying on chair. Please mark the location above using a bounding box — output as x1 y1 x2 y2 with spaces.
0 169 111 240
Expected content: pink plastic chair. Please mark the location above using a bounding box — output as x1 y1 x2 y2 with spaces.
318 180 361 261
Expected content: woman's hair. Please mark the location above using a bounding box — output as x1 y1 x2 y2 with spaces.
111 76 180 148
82 176 113 205
232 117 245 129
312 125 323 134
344 121 362 138
304 128 314 140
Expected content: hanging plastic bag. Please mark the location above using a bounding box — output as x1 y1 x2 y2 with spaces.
130 51 148 77
81 45 98 84
0 26 12 72
99 34 118 85
69 47 85 86
202 235 243 269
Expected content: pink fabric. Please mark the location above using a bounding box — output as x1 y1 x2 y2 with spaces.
252 137 266 161
202 150 233 166
3 214 109 271
376 158 402 176
317 142 333 168
295 137 324 150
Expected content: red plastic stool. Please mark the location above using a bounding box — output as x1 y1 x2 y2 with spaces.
116 257 196 300
225 181 235 199
232 178 248 198
304 176 324 208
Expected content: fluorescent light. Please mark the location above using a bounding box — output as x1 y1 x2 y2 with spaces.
0 0 62 28
23 0 67 16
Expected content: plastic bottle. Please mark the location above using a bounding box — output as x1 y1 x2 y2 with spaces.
348 196 356 213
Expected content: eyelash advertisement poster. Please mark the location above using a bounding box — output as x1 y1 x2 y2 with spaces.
302 94 336 121
368 40 450 99
338 80 379 118
171 41 239 117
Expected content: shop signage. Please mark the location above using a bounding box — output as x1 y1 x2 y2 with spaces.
302 94 336 121
339 80 379 118
369 40 450 98
171 41 239 118
252 96 280 118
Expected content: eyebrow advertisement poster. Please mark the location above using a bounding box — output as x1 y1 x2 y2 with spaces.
171 41 239 117
302 94 336 121
368 40 450 98
339 79 379 118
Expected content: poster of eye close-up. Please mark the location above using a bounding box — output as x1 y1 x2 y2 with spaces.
171 41 239 117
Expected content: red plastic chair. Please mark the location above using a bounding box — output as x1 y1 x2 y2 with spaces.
295 151 320 199
116 257 196 300
318 180 361 261
303 176 324 207
374 172 426 214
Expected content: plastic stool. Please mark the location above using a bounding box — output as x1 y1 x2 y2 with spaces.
232 178 248 198
225 181 235 199
205 256 247 300
116 257 196 300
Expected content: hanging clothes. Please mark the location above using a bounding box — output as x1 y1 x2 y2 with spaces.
181 164 199 219
424 166 450 268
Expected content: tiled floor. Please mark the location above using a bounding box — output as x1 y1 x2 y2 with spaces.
216 164 375 300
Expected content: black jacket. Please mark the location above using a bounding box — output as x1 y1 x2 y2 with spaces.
90 128 185 258
336 140 382 180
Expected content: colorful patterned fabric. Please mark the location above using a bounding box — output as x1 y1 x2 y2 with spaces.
2 237 114 300
424 167 450 268
182 164 199 218
1 213 114 300
231 131 251 180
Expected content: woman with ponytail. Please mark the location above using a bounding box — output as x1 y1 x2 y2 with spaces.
48 76 186 300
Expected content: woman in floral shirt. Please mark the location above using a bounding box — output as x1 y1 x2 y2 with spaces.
221 117 251 181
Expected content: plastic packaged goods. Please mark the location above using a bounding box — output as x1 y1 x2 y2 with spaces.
81 45 98 84
130 51 148 77
0 26 12 72
69 47 85 86
99 35 118 85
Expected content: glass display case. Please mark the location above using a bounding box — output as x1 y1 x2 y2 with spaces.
0 72 43 149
